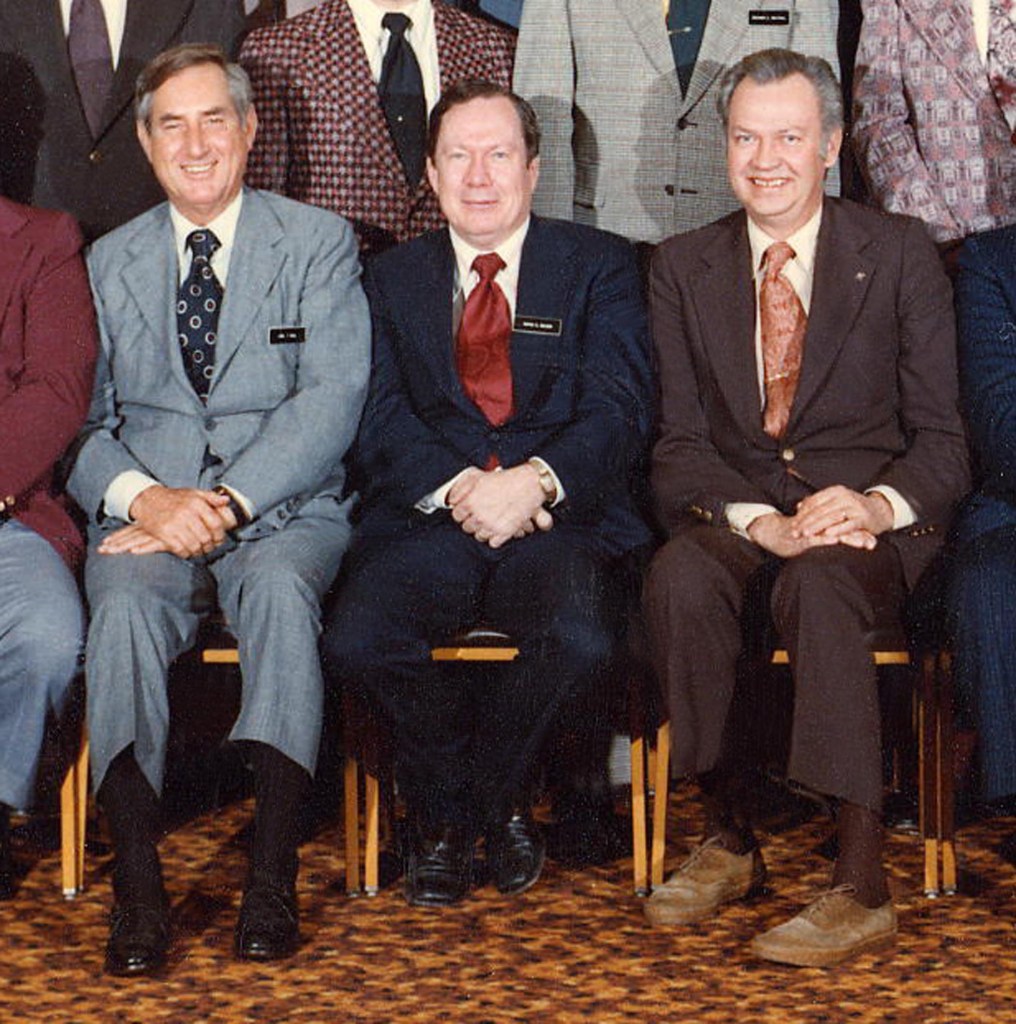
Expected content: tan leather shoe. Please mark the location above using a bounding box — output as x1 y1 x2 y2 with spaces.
644 837 766 926
750 886 897 966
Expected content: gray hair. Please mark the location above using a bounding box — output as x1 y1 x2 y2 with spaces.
717 48 843 148
135 44 253 130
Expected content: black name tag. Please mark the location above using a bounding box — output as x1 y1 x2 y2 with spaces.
270 327 305 345
749 9 790 25
513 315 562 336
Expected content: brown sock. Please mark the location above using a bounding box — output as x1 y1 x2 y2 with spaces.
699 769 757 856
831 801 890 908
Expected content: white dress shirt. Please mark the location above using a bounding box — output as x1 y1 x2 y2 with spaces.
725 203 915 539
59 0 127 67
346 0 440 115
417 217 565 513
103 192 255 523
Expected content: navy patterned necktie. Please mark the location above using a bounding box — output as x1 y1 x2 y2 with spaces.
177 230 223 402
378 12 427 186
68 0 114 139
667 0 712 97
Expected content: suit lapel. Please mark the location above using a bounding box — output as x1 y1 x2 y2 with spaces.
683 0 752 113
119 205 194 399
615 0 680 88
788 201 876 434
98 0 196 142
10 2 78 103
211 190 286 392
404 230 464 408
512 218 575 415
689 214 765 441
0 203 28 330
902 0 989 105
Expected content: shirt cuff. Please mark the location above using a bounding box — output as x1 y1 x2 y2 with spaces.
416 467 479 514
103 470 160 522
528 456 565 507
725 502 780 540
866 485 916 530
215 482 256 522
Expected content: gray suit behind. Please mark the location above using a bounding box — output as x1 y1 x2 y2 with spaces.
68 188 370 793
513 0 840 244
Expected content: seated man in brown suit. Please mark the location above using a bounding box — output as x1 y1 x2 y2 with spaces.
643 49 969 966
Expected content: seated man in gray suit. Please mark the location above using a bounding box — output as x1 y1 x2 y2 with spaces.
68 44 370 976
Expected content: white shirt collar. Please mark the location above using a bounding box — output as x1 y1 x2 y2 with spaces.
747 203 823 283
170 190 244 285
449 217 531 316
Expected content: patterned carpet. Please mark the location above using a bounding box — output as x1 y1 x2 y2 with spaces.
0 780 1013 1024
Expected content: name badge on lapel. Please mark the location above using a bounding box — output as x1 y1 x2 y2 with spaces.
513 315 562 336
749 9 791 25
270 327 305 345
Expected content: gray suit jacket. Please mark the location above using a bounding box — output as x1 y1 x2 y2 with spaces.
68 188 370 539
514 0 839 243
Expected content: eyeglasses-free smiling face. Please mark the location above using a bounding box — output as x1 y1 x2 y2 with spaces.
726 72 841 240
137 62 257 226
427 95 540 252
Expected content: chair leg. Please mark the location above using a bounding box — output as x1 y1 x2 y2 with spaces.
364 769 381 897
651 722 670 889
60 735 89 899
343 756 361 896
937 651 957 895
919 651 941 897
630 734 648 896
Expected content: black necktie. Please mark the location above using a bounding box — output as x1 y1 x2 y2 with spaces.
177 230 223 402
378 12 427 187
667 0 712 97
68 0 114 139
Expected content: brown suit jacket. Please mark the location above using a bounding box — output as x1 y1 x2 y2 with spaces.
0 198 97 568
241 0 515 256
648 198 970 588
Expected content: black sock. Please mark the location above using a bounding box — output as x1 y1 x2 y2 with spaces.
240 742 310 891
98 748 164 906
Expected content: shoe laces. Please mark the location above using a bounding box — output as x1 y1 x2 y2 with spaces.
798 883 857 921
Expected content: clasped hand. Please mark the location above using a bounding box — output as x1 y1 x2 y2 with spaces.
448 465 553 548
98 485 237 559
747 485 894 558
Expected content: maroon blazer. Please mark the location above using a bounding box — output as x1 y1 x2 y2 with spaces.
0 198 97 568
241 0 515 255
649 198 970 588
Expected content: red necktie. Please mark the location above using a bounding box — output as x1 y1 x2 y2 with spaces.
760 241 806 439
456 252 513 427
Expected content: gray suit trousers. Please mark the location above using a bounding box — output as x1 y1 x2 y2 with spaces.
84 514 349 795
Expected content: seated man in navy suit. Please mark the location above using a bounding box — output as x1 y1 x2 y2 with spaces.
68 45 370 975
323 80 651 906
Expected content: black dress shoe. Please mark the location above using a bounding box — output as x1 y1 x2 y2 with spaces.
486 810 545 895
235 883 300 961
404 823 474 907
105 900 170 976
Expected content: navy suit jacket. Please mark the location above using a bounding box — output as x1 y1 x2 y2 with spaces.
354 216 652 557
954 225 1016 541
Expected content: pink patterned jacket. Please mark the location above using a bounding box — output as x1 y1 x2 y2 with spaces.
241 0 515 256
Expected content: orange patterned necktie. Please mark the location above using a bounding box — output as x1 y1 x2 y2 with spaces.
456 252 514 427
760 241 806 439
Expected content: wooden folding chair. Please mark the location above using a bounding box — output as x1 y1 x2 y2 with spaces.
631 641 957 898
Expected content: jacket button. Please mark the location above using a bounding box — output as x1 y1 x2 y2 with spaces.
89 149 103 165
664 184 675 196
205 417 217 431
781 448 795 462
